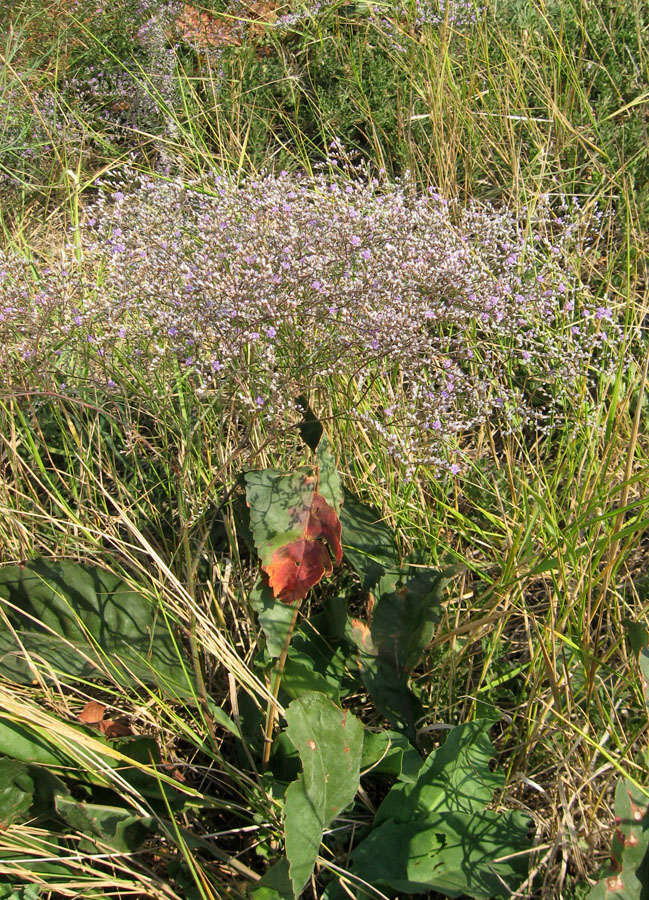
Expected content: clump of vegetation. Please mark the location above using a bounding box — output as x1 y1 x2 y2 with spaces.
1 0 649 898
2 156 622 474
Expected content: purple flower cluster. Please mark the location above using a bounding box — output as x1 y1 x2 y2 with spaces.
0 0 183 200
0 162 622 473
364 0 483 54
270 0 483 32
407 0 484 28
271 1 337 31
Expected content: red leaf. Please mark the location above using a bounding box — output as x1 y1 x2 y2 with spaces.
264 491 342 604
267 540 333 604
305 493 343 566
79 700 106 725
79 700 133 738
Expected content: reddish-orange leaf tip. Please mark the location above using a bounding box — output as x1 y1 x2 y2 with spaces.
263 491 343 604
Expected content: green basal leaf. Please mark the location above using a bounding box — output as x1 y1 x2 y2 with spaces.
279 653 341 704
347 558 448 739
55 795 155 853
0 560 192 697
338 489 400 593
326 721 531 900
330 810 530 899
0 759 35 827
283 692 364 899
0 718 78 769
587 778 649 899
375 721 504 825
360 730 422 782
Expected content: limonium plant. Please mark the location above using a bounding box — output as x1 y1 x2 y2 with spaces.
0 151 621 474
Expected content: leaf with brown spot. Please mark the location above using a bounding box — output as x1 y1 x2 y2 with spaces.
245 467 343 605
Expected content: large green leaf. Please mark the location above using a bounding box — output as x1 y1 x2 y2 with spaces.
279 652 341 704
0 718 190 813
0 560 193 696
0 719 77 769
338 489 400 593
375 721 504 825
0 759 34 827
283 692 364 899
331 810 530 899
55 794 155 853
326 721 531 900
348 561 447 739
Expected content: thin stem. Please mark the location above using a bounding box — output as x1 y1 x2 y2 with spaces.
262 599 302 770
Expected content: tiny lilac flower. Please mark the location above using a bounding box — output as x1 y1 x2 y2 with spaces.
266 326 277 338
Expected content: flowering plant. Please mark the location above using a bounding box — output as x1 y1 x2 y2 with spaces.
1 158 620 473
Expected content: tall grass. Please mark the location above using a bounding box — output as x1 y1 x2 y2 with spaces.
1 0 648 896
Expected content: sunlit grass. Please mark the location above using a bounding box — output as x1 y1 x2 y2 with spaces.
1 0 648 896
